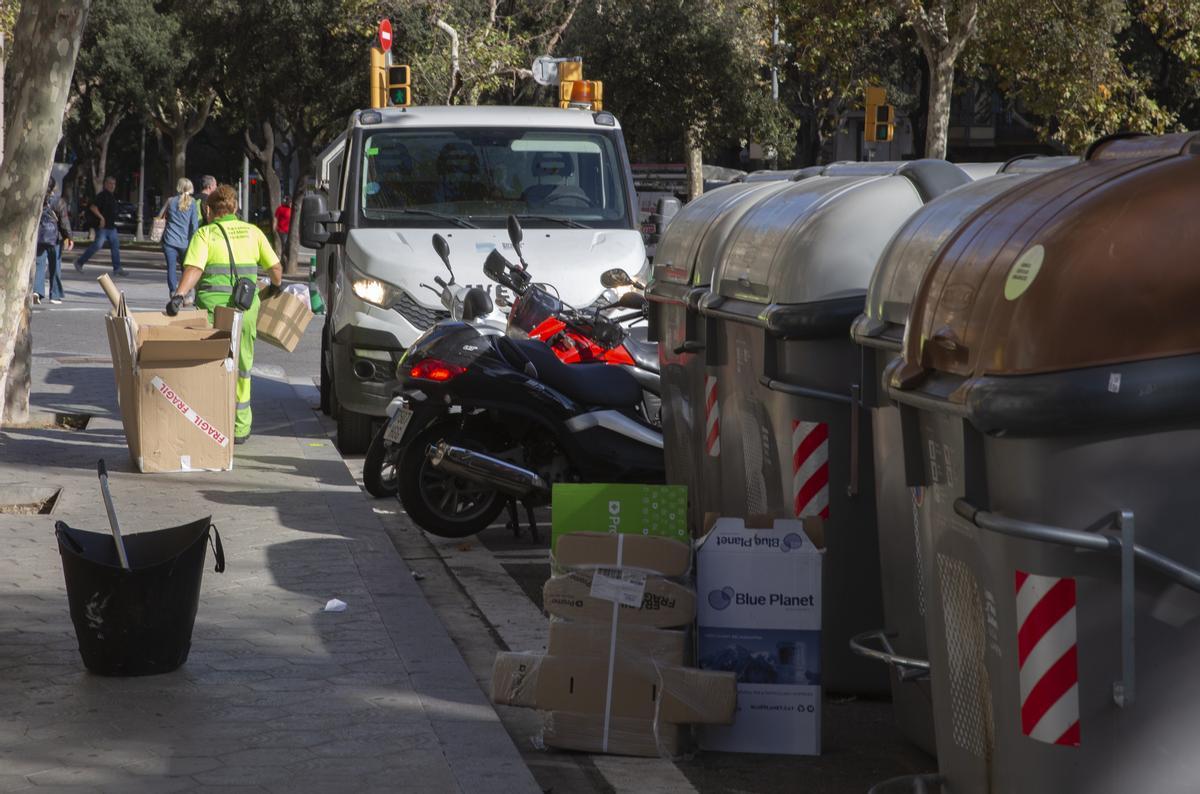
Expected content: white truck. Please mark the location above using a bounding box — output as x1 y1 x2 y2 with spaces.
301 105 647 452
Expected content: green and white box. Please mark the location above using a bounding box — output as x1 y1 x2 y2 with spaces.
550 484 689 552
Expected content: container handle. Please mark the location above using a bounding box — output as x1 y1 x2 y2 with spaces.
849 630 930 681
953 500 1200 707
207 523 226 573
848 383 861 497
54 521 84 554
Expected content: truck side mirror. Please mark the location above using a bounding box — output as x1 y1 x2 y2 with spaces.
506 214 525 265
655 196 682 221
300 193 341 248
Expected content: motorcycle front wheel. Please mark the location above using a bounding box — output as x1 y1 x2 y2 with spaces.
397 419 507 538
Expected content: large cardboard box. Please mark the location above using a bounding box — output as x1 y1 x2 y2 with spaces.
551 483 689 551
543 571 695 628
491 651 735 724
553 532 691 578
102 279 241 473
542 711 685 757
256 286 313 352
547 620 688 666
696 516 823 755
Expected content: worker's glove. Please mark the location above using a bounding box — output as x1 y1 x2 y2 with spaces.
263 282 283 299
165 295 185 316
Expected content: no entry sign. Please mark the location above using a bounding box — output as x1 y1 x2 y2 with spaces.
378 19 393 53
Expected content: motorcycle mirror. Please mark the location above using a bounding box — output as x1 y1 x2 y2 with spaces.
600 268 633 289
617 291 647 310
506 215 526 265
484 249 516 289
432 234 453 277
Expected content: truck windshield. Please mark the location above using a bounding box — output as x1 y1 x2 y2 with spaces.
358 127 631 229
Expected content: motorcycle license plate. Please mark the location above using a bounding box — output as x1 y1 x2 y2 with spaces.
384 408 414 443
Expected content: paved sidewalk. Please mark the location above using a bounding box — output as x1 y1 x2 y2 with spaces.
0 354 539 792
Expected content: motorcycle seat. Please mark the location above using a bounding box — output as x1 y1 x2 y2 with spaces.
623 329 660 374
497 337 643 408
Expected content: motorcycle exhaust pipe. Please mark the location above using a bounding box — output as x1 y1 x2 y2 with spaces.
427 441 549 499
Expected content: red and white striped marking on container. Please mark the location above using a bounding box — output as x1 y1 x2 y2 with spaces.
791 420 829 519
704 375 720 457
1016 570 1080 747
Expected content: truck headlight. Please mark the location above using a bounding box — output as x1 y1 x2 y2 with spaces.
352 277 392 307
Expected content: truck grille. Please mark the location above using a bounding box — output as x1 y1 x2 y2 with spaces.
393 293 449 330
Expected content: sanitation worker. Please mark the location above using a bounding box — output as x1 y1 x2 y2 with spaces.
165 184 282 445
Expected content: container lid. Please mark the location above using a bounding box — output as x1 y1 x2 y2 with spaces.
712 160 971 307
862 173 1060 334
650 180 791 287
898 132 1200 384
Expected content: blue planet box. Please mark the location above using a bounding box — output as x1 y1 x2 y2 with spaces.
696 516 822 755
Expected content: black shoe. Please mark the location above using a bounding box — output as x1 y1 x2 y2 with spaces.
234 434 250 445
73 260 84 272
112 268 128 277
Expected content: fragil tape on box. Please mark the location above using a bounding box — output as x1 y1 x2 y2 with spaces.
696 515 823 755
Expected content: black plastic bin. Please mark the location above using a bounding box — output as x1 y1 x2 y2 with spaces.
55 517 224 676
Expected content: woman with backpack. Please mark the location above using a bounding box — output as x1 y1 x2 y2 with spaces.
33 177 73 305
155 177 201 296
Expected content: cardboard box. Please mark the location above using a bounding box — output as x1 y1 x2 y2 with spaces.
696 516 823 755
491 652 736 725
101 276 241 473
256 287 313 352
547 620 688 666
543 711 685 757
551 484 689 551
553 532 692 578
543 571 696 628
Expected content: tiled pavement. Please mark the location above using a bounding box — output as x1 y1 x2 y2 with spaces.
0 355 540 793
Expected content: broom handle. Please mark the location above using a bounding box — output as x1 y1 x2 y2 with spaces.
97 460 131 570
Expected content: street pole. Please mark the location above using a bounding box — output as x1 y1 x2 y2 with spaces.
0 33 6 167
241 155 250 221
135 124 145 241
771 14 779 102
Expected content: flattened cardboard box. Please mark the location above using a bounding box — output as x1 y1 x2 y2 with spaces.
256 289 313 353
543 711 685 757
104 302 240 473
543 571 696 628
553 532 692 578
547 620 688 666
492 651 736 725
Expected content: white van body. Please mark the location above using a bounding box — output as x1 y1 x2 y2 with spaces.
312 105 646 451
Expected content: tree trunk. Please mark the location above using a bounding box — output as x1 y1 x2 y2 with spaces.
925 55 955 160
0 1 90 426
170 135 186 187
244 121 282 255
4 303 30 425
685 125 704 201
89 110 123 190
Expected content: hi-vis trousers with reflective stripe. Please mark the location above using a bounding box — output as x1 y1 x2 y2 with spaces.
195 289 259 439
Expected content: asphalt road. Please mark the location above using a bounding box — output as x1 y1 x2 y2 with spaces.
31 248 937 793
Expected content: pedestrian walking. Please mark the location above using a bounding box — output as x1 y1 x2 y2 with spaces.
166 185 282 445
196 175 217 224
156 178 201 296
272 195 292 268
32 176 74 305
72 176 124 275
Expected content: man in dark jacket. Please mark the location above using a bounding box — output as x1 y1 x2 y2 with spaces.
72 175 124 275
32 177 74 304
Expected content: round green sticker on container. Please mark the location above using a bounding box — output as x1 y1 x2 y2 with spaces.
1004 244 1044 301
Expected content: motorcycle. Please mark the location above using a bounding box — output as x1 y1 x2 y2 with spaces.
379 217 665 539
362 234 503 497
362 222 659 498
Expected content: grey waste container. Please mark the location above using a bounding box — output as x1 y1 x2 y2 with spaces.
648 179 794 534
850 157 1079 754
695 159 972 694
882 132 1200 794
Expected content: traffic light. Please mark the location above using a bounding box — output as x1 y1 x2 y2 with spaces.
387 64 411 107
369 47 386 108
864 86 894 143
866 103 895 143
